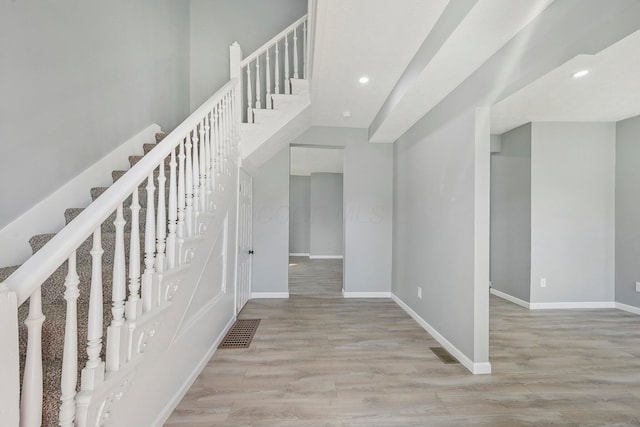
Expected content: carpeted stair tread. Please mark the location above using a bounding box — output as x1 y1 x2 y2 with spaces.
112 169 161 184
30 231 149 267
129 155 172 169
155 132 167 143
90 186 171 209
18 299 111 361
65 207 153 234
0 265 20 283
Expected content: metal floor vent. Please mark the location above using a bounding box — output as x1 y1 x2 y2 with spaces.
430 347 459 364
219 319 261 349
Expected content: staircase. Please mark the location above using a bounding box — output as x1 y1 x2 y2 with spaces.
0 14 312 427
0 133 169 425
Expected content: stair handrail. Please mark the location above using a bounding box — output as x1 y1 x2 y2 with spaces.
3 79 239 306
236 14 309 123
240 15 307 67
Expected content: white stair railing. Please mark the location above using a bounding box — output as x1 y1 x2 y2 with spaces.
0 79 240 427
233 15 308 123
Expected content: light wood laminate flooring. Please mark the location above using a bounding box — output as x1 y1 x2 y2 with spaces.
288 256 343 298
166 294 640 426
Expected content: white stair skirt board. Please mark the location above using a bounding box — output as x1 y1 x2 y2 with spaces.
309 255 343 259
616 302 640 316
391 293 492 375
289 253 310 257
343 292 391 298
153 316 235 427
529 301 616 310
251 292 290 299
0 123 161 267
490 288 530 309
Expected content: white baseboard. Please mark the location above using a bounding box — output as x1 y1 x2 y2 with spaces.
343 292 391 298
529 301 616 310
0 124 161 267
289 253 310 257
152 315 235 427
390 293 491 375
616 302 640 315
251 292 290 299
309 255 343 259
490 288 530 309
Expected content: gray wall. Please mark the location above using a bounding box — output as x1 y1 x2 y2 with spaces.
616 115 640 308
252 147 290 294
0 0 190 230
393 108 478 359
293 127 393 294
289 175 310 254
490 123 532 302
530 122 615 303
189 0 307 111
310 173 343 257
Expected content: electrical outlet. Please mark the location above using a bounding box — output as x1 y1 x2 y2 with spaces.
418 286 422 299
636 282 640 293
540 278 547 288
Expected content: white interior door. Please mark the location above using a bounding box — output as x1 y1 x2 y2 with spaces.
236 168 253 313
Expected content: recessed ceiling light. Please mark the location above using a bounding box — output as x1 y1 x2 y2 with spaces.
342 111 352 118
359 76 369 84
572 69 589 78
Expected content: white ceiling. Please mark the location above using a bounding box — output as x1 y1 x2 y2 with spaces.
310 0 448 128
309 0 554 141
290 146 344 176
491 29 640 134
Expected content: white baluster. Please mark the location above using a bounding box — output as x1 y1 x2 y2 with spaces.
0 285 19 427
266 48 271 109
81 230 105 390
275 41 280 95
126 192 142 326
285 34 290 94
107 204 127 372
156 159 167 276
185 132 194 237
204 114 212 199
246 66 253 123
142 174 156 312
59 251 80 427
21 288 44 427
199 119 207 213
177 139 186 265
167 149 178 269
211 106 219 182
255 58 261 110
293 27 299 79
192 128 200 228
303 20 308 79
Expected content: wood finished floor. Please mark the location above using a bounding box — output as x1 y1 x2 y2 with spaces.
288 256 343 298
166 263 640 426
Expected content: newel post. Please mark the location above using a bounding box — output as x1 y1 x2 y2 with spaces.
0 284 20 426
229 41 244 125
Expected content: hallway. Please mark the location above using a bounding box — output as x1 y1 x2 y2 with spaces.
166 296 640 426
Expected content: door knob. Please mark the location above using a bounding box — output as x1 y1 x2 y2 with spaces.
248 250 254 255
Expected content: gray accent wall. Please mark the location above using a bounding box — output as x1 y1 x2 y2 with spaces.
490 123 532 302
393 108 480 360
310 173 343 257
252 147 290 294
530 122 615 304
289 175 310 254
0 1 190 230
189 0 307 111
616 115 640 308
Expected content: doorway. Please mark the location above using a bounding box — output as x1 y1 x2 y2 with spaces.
288 146 344 298
236 168 253 313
